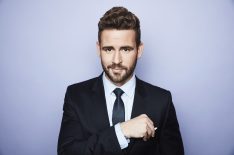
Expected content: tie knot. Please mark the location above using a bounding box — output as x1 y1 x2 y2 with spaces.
113 88 124 97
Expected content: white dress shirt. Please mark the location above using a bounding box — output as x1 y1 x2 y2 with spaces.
102 73 136 149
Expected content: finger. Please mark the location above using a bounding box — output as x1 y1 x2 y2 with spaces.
143 127 150 141
146 117 154 127
143 136 147 141
148 127 154 139
140 114 148 118
146 125 153 139
141 114 154 128
146 121 155 137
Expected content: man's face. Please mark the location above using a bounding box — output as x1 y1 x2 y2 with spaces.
97 29 143 86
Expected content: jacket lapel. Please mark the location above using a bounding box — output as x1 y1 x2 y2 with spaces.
127 77 147 152
90 74 110 131
131 77 147 119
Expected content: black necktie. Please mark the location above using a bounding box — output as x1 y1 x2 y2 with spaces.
112 88 125 125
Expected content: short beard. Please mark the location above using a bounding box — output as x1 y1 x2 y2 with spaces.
101 59 137 85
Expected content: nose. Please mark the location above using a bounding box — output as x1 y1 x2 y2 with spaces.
112 51 122 64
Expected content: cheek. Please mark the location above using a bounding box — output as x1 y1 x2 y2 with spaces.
100 54 112 65
122 54 137 66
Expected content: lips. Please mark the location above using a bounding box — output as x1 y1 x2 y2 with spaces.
107 64 127 74
112 67 123 70
111 68 123 73
108 64 126 69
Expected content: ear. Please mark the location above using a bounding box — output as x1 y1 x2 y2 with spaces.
96 41 101 57
137 42 144 59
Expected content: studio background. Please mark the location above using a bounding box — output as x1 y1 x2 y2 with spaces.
1 0 234 155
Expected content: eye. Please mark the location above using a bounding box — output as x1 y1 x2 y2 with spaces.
103 47 113 53
121 47 132 53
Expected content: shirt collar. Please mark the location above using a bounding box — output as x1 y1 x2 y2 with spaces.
102 72 136 98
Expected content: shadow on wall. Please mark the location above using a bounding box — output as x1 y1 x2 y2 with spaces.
231 149 234 155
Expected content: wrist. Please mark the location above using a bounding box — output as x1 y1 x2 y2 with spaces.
120 122 130 138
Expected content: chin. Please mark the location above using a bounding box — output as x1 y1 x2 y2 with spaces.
110 73 131 85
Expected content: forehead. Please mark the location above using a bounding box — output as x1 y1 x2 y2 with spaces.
100 29 136 46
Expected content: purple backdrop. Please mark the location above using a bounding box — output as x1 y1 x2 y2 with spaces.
1 0 234 155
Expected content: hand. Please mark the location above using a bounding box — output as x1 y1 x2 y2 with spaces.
120 114 156 141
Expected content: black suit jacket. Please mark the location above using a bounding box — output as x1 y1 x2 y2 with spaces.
58 75 184 155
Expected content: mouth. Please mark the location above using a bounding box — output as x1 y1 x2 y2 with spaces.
111 68 124 73
107 64 127 74
112 67 123 70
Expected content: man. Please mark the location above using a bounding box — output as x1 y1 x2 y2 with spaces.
58 6 184 155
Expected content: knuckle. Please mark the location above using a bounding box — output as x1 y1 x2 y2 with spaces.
143 117 148 122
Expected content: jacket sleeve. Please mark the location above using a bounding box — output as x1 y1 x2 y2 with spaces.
57 87 123 155
159 92 184 155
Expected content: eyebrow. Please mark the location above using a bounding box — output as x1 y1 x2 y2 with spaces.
102 46 134 50
120 46 134 50
102 46 114 50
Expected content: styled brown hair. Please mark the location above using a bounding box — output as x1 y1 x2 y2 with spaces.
98 7 141 47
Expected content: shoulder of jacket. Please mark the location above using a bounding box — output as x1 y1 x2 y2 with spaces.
137 78 171 96
67 76 99 92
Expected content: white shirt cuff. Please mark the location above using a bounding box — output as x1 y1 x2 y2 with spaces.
114 123 129 149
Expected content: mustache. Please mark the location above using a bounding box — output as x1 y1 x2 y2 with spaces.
107 63 127 70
